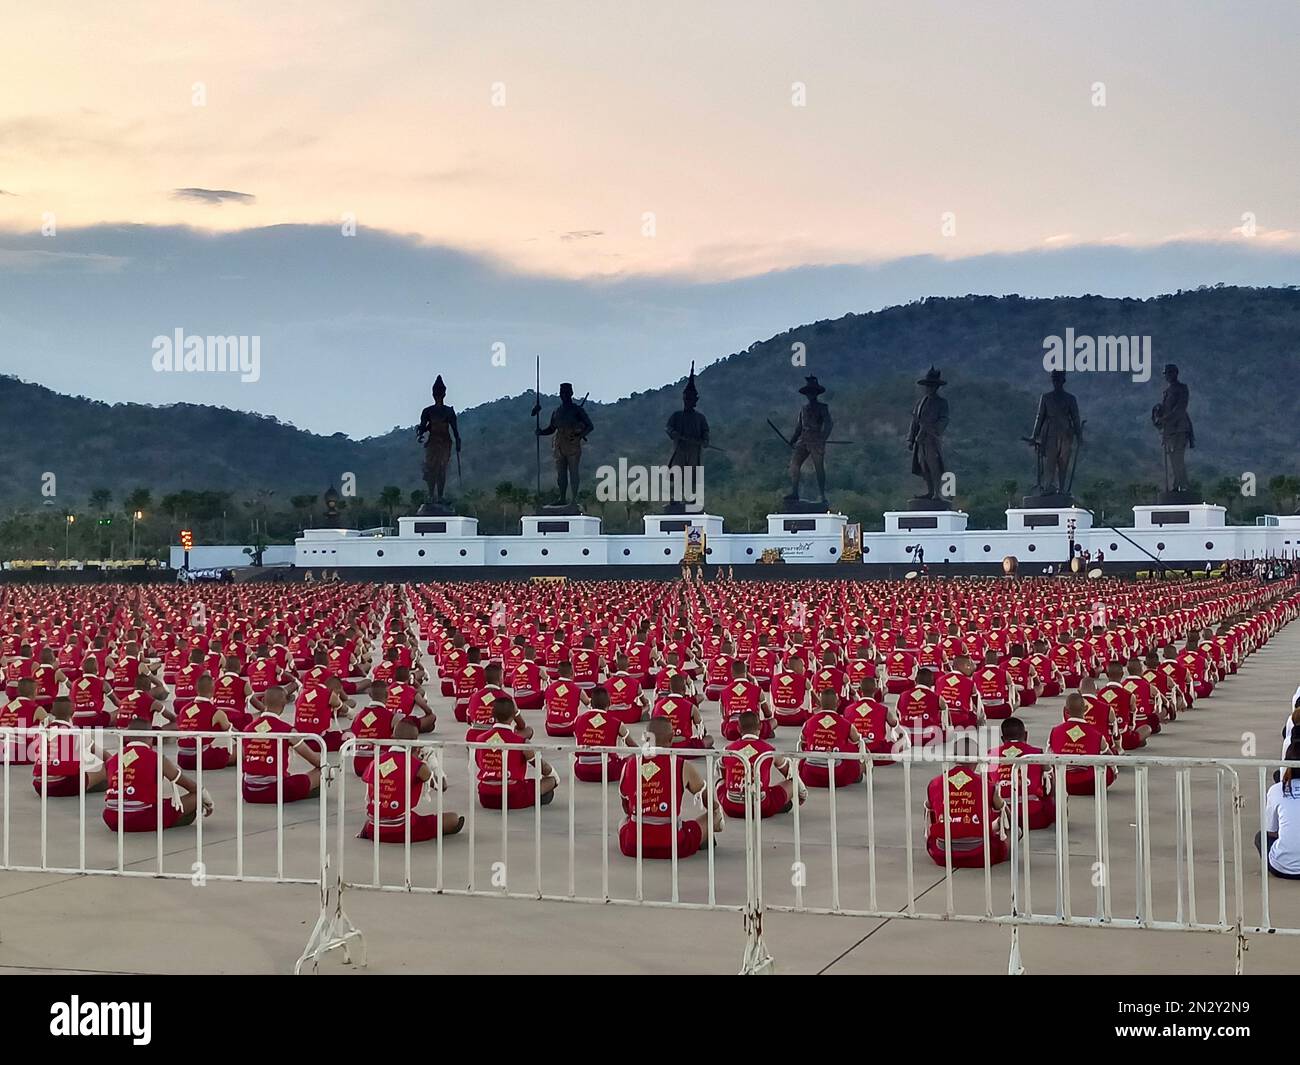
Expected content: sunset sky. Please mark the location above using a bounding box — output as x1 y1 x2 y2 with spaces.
1 0 1297 434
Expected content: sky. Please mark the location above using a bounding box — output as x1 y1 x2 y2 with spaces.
1 0 1297 435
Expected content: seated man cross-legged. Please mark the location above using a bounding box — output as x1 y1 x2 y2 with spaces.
618 717 722 860
240 685 322 804
473 697 558 810
361 718 464 842
717 710 804 819
103 719 213 833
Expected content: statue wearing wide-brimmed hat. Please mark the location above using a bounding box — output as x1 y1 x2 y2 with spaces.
784 375 833 505
416 374 461 512
907 366 949 504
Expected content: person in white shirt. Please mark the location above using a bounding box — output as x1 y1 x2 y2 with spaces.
1258 739 1300 880
1285 688 1300 758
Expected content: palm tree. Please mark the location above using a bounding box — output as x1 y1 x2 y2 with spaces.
378 486 403 527
1084 479 1115 522
124 487 152 514
495 481 518 526
1000 480 1018 508
89 488 112 512
290 494 316 528
409 489 428 512
1210 475 1238 504
1269 474 1300 514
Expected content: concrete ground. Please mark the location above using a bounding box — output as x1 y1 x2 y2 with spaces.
2 610 1298 975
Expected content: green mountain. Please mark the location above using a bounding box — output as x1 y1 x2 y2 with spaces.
3 286 1298 555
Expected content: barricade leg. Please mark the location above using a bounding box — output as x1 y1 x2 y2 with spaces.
296 858 367 974
739 769 774 975
296 763 366 974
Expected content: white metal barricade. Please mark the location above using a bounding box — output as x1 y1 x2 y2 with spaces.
9 724 1298 975
745 746 1300 974
300 734 1300 975
0 725 333 973
298 736 757 971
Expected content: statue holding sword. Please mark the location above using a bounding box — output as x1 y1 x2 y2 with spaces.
776 375 834 506
1023 368 1083 505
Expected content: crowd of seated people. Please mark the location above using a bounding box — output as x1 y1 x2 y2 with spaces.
0 571 1296 874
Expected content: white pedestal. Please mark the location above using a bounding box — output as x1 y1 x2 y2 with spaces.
883 510 969 534
301 527 359 540
397 515 479 536
1005 506 1092 533
766 512 847 536
520 514 603 537
1133 504 1226 530
643 514 725 537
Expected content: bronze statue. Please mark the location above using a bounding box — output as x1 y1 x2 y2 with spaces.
1151 362 1193 496
416 375 461 509
786 376 832 503
532 382 594 506
1027 369 1082 499
665 362 709 511
907 367 949 502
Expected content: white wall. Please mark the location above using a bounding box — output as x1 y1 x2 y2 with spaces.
293 512 1300 569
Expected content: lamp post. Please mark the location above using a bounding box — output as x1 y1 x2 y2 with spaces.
64 513 75 560
131 510 143 558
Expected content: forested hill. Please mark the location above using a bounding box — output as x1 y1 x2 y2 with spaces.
2 286 1298 538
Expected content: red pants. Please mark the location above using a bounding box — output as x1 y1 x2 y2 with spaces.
618 819 702 860
1018 690 1038 707
242 774 314 804
71 711 110 728
544 720 576 737
478 780 540 809
799 760 863 789
927 834 1010 868
512 691 544 711
223 709 251 731
720 718 773 741
717 785 789 819
103 803 181 832
983 701 1013 720
177 746 232 771
574 755 626 782
607 705 643 725
773 709 810 728
1040 681 1062 698
359 813 445 842
1064 765 1116 795
1024 797 1055 830
32 773 93 797
885 678 915 696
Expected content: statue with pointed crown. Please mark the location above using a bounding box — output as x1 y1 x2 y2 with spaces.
664 362 710 512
